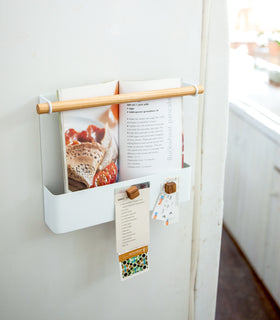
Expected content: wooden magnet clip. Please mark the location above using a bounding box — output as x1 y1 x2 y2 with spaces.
126 185 140 200
165 181 176 194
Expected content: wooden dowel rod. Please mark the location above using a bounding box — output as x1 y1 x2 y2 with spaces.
37 85 204 114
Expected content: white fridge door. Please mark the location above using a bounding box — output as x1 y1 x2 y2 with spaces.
0 0 228 320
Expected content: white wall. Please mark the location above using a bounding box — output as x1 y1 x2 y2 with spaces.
0 1 204 320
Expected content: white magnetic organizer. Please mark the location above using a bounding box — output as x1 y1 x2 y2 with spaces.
38 84 202 234
43 165 191 234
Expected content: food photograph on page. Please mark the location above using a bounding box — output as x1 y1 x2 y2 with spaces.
59 81 119 192
64 113 118 191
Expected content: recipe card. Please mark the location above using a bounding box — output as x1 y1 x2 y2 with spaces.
115 182 150 280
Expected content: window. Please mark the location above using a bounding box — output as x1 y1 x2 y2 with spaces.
229 0 280 118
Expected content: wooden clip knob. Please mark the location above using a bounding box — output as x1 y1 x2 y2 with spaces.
165 182 176 194
126 185 140 199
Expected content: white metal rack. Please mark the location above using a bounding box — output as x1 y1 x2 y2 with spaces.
38 84 202 234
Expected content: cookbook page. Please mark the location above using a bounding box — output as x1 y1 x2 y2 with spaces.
58 81 119 192
119 79 182 181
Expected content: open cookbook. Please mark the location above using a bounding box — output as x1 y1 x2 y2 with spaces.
58 79 183 192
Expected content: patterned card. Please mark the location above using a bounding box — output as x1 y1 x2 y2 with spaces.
152 177 179 226
119 246 149 280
